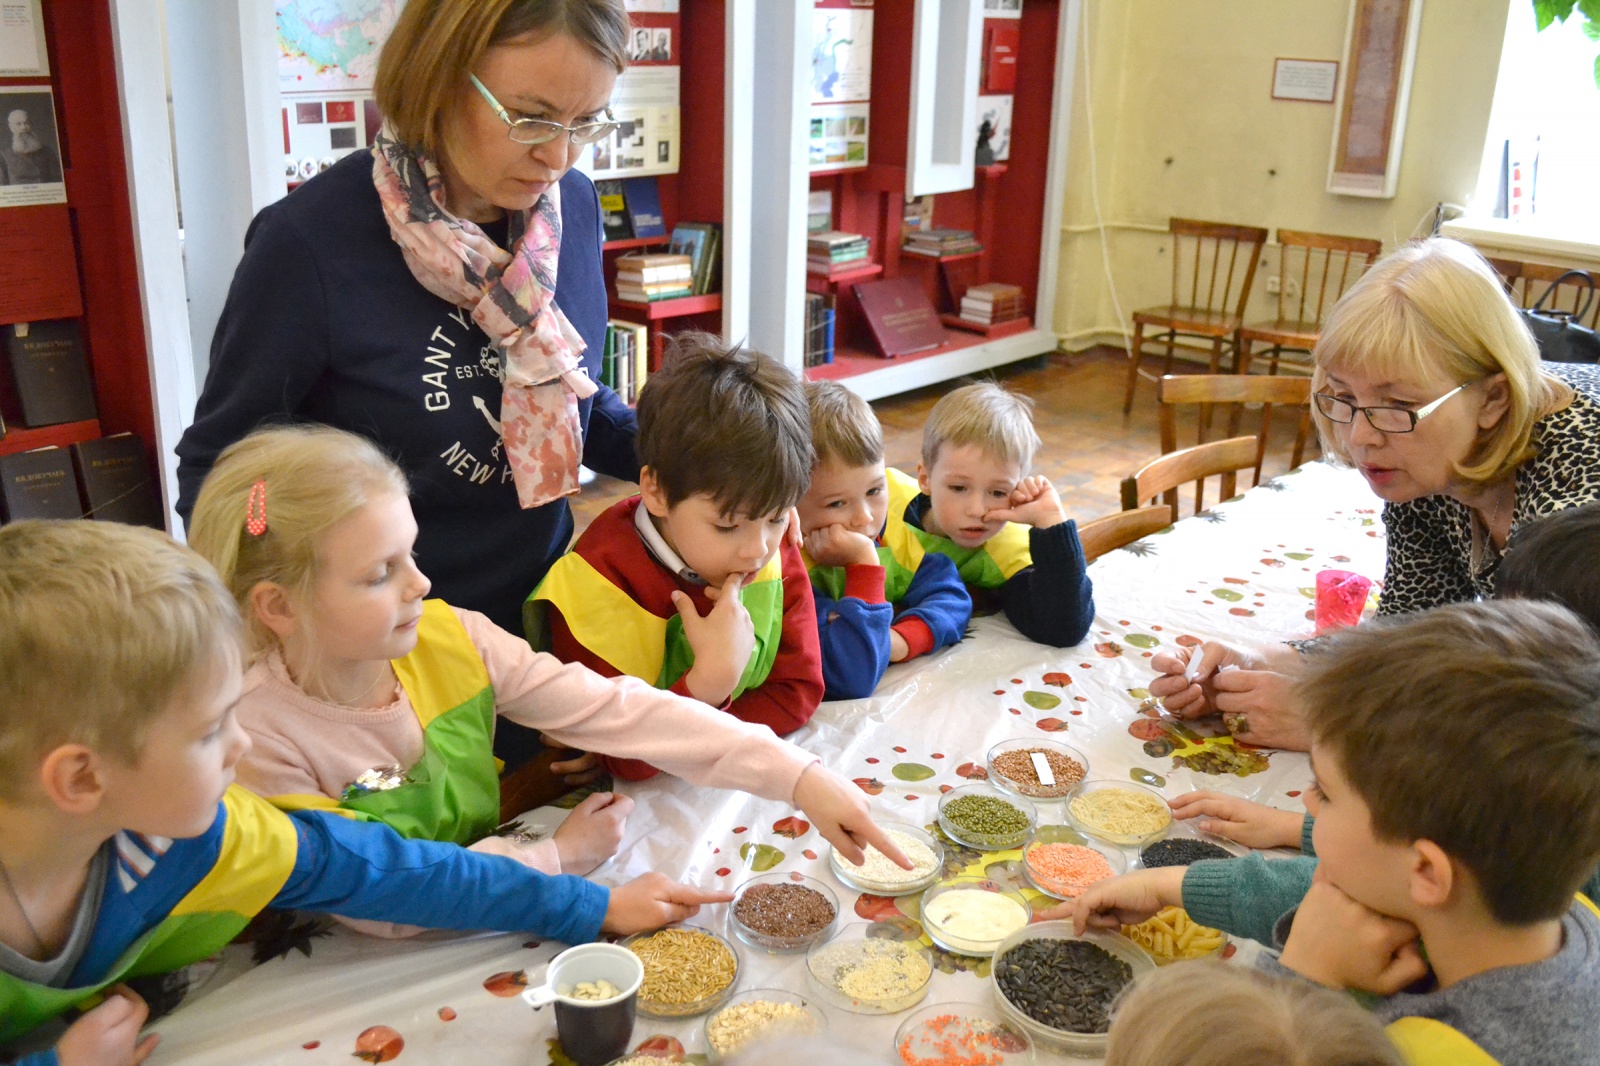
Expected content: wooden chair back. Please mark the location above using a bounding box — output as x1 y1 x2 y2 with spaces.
1501 259 1600 330
1157 374 1312 489
1272 230 1382 328
1167 218 1270 319
1079 506 1173 563
1121 435 1260 525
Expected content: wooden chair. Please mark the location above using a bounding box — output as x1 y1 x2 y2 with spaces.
1079 506 1172 563
1122 218 1270 413
1121 436 1260 525
1489 256 1599 329
1157 374 1312 490
1236 230 1382 376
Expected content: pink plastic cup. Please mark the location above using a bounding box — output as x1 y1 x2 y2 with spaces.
1314 569 1373 634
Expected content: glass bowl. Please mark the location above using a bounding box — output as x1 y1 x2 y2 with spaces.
1134 823 1249 869
829 820 945 897
1119 905 1231 966
805 921 933 1015
702 987 827 1063
893 1001 1035 1065
729 872 839 953
989 919 1155 1057
1021 836 1127 901
918 876 1032 957
937 783 1038 851
986 738 1091 800
1063 779 1173 848
619 924 739 1019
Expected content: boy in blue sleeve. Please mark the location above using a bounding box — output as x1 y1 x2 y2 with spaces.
0 522 725 1066
907 381 1093 647
798 382 971 699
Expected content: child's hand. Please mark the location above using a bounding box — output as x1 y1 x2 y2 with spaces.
674 573 755 706
983 475 1066 529
601 872 735 935
539 737 606 786
792 762 914 869
553 791 634 875
1169 791 1306 850
56 985 159 1066
1045 866 1185 934
1279 877 1428 995
888 629 910 662
804 524 879 569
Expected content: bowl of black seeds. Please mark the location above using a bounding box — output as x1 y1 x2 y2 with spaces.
729 873 839 953
1138 834 1244 869
989 920 1154 1056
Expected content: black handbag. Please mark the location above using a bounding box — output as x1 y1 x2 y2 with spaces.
1521 270 1600 364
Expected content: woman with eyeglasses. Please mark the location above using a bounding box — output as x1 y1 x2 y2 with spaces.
1147 238 1600 753
175 0 632 774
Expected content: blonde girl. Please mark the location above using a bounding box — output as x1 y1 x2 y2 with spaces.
188 426 905 932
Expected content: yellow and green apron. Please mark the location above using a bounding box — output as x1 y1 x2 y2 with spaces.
881 467 1031 590
526 548 786 701
272 599 501 847
0 787 299 1041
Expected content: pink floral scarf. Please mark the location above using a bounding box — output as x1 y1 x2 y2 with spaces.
371 127 596 508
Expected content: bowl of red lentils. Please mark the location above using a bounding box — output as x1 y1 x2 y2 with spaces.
729 872 839 953
985 739 1090 801
893 1001 1036 1065
1021 835 1126 900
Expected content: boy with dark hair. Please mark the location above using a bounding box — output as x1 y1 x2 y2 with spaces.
1063 600 1600 1065
526 334 824 780
1495 500 1600 627
798 381 971 699
0 521 726 1066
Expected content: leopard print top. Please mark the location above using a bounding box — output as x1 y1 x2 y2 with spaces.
1377 362 1600 616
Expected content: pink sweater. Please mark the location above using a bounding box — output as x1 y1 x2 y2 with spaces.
235 605 818 877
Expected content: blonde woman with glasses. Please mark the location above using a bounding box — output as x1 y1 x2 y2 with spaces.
1147 237 1600 752
176 1 636 776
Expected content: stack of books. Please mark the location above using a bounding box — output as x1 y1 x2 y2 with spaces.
0 433 163 528
600 320 650 404
902 227 982 258
958 282 1025 326
807 231 871 276
803 293 836 368
667 223 722 296
615 253 693 303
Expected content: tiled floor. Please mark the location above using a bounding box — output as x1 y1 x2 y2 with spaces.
572 346 1318 534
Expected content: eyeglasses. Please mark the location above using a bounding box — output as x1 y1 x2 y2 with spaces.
1313 383 1469 434
469 74 617 146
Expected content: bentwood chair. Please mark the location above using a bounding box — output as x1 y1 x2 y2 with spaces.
1121 435 1260 526
1079 506 1173 562
1489 256 1600 330
1157 374 1313 490
1235 230 1382 376
1122 218 1269 413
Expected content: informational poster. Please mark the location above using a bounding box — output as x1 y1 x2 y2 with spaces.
0 87 65 208
1327 0 1423 198
0 0 48 77
578 3 681 180
976 93 1013 162
810 0 873 172
1272 58 1339 102
277 0 401 181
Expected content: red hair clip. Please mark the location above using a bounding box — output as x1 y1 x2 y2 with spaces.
245 478 268 536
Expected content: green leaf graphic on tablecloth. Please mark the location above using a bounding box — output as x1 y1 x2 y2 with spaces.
1127 687 1151 700
740 842 785 871
1130 767 1166 788
1284 552 1313 560
1300 586 1316 598
1023 691 1062 710
1124 634 1160 649
893 763 936 781
1211 588 1245 602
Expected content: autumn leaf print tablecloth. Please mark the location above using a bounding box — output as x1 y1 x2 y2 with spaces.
148 462 1385 1065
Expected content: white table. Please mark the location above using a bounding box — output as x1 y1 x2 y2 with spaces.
148 462 1385 1065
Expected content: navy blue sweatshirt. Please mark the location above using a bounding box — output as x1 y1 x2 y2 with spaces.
175 152 637 638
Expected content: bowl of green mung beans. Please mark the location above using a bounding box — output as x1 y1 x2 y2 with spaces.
938 783 1037 851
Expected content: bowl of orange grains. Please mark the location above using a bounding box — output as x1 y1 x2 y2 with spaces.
1021 836 1126 901
893 1002 1036 1065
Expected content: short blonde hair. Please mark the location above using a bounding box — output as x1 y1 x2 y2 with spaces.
188 425 409 661
1312 238 1571 485
0 521 242 799
374 0 629 163
921 380 1040 471
806 380 883 469
1105 962 1402 1066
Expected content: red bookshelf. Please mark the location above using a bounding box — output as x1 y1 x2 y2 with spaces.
602 236 671 253
0 419 102 459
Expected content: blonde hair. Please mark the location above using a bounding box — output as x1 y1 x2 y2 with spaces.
1105 962 1402 1066
806 380 883 469
188 425 409 661
1311 237 1571 485
921 380 1040 471
375 0 629 164
0 521 242 799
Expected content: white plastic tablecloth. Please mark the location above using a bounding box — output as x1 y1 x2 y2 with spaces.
147 462 1385 1065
